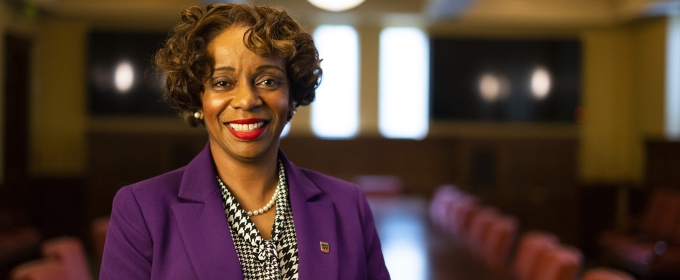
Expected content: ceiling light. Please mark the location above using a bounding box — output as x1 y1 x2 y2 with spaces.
307 0 365 12
114 60 134 93
531 67 551 100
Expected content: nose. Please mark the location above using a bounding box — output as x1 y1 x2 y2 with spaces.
230 84 262 111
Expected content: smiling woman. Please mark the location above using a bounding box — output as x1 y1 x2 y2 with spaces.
99 3 390 280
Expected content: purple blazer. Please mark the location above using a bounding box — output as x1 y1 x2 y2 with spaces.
100 143 390 280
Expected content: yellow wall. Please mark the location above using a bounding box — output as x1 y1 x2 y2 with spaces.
29 18 88 177
358 26 381 137
631 17 667 165
580 27 636 183
579 17 667 184
0 3 7 184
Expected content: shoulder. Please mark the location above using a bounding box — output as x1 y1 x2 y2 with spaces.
109 167 189 246
115 142 215 207
112 167 185 211
118 167 185 197
103 167 190 279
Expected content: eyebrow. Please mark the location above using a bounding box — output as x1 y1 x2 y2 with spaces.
212 65 285 73
256 65 285 73
213 66 235 72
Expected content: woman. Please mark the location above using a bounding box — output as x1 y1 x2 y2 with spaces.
100 3 390 280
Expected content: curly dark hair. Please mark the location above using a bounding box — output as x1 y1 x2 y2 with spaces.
154 3 322 126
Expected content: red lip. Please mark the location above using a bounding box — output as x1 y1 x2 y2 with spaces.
229 118 266 124
225 118 268 141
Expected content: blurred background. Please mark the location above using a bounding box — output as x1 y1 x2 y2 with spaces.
2 0 680 279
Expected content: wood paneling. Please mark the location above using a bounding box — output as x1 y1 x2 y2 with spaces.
280 137 460 197
86 133 579 243
85 132 207 220
646 140 680 190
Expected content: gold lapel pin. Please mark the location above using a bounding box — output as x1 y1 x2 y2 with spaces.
320 241 330 254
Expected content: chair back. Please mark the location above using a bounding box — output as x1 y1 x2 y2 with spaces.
91 216 110 262
512 231 559 280
483 214 518 270
582 268 635 280
10 260 68 280
429 185 458 228
354 175 402 197
41 236 92 280
467 207 499 251
447 196 480 236
532 245 582 280
641 189 680 239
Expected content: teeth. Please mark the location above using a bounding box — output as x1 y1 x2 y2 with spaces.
229 122 264 132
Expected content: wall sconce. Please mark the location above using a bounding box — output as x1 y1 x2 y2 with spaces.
307 0 365 12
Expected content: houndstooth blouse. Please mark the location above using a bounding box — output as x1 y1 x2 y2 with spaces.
217 160 299 280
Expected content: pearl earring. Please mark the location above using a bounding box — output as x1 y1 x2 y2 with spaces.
287 108 297 120
194 111 202 119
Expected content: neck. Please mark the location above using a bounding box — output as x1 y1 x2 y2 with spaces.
210 143 279 201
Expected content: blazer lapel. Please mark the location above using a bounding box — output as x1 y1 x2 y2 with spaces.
281 151 339 280
172 144 244 280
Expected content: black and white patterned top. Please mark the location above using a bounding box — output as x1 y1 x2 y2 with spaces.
217 160 299 280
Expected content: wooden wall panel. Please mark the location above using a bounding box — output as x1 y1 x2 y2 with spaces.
646 140 680 190
87 133 579 243
280 137 460 197
85 132 207 220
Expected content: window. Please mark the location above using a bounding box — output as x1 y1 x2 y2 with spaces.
429 38 580 122
311 25 360 139
379 28 429 139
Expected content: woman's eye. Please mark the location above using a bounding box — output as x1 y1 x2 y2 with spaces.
259 78 280 87
212 80 230 88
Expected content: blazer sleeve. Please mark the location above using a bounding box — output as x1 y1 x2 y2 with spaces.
100 186 153 280
356 187 391 280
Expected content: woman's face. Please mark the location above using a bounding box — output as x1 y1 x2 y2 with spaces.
200 26 290 163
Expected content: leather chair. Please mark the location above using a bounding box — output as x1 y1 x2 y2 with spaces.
354 175 403 197
598 188 680 278
482 214 518 271
91 216 110 262
466 207 499 254
512 231 559 280
429 184 459 230
41 237 92 280
532 244 582 280
446 195 480 238
10 259 68 280
582 268 635 280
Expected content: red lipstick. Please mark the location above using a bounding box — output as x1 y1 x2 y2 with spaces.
226 118 268 141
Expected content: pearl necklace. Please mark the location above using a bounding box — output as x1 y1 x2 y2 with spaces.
216 177 281 217
248 186 279 217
